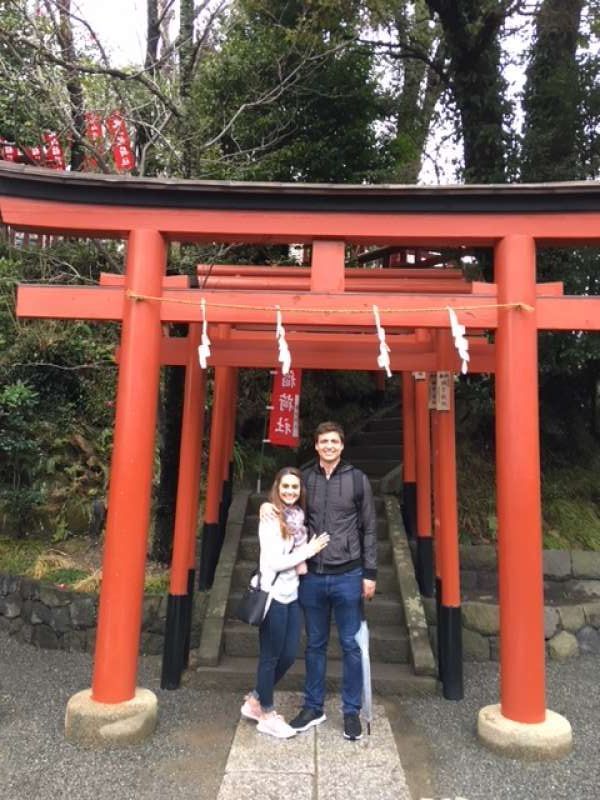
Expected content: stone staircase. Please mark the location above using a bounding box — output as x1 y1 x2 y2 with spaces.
186 409 437 696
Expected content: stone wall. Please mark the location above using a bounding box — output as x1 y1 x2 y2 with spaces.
423 546 600 662
460 545 600 599
0 573 207 655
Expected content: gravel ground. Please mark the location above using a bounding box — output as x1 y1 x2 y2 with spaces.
398 657 600 800
0 632 240 800
1 630 598 800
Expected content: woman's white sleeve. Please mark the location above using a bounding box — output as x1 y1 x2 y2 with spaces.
259 518 313 572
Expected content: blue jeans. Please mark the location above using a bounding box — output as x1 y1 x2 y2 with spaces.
298 568 363 715
255 599 301 710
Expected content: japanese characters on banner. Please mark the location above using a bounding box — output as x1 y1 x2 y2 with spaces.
84 112 104 170
268 368 302 448
106 111 135 173
0 138 19 162
42 131 66 170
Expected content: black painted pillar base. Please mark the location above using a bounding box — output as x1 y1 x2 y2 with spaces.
436 577 444 682
160 594 187 690
416 536 435 597
197 522 220 590
402 481 417 538
439 605 464 701
182 567 195 668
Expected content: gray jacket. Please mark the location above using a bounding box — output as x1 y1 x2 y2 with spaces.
302 461 377 580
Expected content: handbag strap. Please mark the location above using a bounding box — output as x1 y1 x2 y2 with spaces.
255 569 281 591
255 529 295 590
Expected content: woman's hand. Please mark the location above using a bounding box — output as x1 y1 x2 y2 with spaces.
307 532 330 557
259 502 279 522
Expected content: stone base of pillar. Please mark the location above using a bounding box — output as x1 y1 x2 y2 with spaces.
65 688 157 746
477 704 572 760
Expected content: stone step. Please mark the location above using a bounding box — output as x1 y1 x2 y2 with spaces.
232 562 398 594
364 415 402 433
369 478 382 495
345 444 401 461
241 515 389 539
237 535 393 563
185 655 439 697
349 459 400 477
351 429 401 446
223 621 410 662
226 591 405 626
246 493 386 515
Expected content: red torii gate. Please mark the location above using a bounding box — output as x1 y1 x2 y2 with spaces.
2 163 600 757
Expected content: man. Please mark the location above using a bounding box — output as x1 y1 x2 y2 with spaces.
264 420 377 740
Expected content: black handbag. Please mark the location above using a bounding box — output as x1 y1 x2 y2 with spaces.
235 570 280 626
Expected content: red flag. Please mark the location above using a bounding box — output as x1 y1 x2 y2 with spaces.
268 369 302 448
84 112 104 170
85 112 104 142
1 138 21 162
106 111 135 172
23 145 43 164
42 131 66 170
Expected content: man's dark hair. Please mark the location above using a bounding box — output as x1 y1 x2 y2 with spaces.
314 421 345 443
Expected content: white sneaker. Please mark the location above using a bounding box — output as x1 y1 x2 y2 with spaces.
240 697 262 722
257 713 297 739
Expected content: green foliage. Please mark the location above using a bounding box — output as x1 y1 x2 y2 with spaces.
43 566 89 585
0 536 46 574
0 241 118 538
187 0 389 182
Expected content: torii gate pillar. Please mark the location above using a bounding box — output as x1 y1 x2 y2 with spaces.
477 235 572 759
65 229 166 744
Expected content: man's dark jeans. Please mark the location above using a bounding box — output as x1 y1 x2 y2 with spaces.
256 598 301 710
299 568 363 714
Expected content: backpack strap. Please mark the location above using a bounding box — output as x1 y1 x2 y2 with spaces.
352 467 365 545
352 467 364 515
304 467 318 522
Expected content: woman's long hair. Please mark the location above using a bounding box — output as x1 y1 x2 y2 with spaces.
268 467 306 539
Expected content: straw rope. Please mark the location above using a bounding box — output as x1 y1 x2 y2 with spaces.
125 289 534 315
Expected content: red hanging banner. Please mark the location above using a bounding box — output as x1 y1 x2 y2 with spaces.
268 368 302 448
23 145 43 164
0 138 21 162
84 112 104 171
42 131 66 170
106 111 135 173
85 112 104 142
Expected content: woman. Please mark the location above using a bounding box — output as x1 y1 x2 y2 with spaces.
240 467 329 739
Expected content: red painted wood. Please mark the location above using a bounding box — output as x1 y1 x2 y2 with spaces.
5 196 600 244
169 325 205 596
495 235 546 724
92 229 166 704
19 284 600 330
311 240 346 292
402 373 416 483
414 373 432 540
436 335 461 608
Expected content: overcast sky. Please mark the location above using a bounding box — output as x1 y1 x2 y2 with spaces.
73 0 147 65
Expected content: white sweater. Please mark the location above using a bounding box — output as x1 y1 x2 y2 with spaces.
252 515 313 616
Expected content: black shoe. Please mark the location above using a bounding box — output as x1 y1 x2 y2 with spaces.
343 713 362 740
289 707 326 732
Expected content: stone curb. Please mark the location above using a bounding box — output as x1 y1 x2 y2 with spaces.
384 494 437 678
195 490 251 667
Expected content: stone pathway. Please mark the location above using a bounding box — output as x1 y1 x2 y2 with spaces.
217 692 411 800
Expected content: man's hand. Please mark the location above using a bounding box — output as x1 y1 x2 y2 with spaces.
362 579 376 601
259 502 279 522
